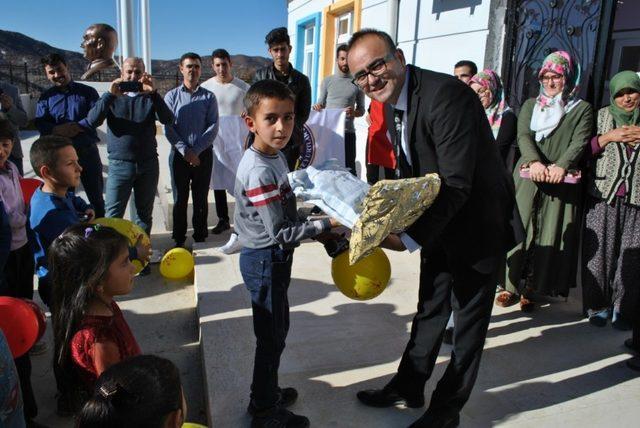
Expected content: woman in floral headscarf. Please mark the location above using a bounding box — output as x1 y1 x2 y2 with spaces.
582 71 640 334
497 51 593 311
468 70 518 170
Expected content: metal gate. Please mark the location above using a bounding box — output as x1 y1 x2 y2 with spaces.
502 0 610 112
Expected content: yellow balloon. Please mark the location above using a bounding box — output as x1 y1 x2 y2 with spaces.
331 247 391 300
182 424 207 428
160 248 195 280
92 217 151 275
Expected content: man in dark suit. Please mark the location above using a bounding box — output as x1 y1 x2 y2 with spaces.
347 29 517 428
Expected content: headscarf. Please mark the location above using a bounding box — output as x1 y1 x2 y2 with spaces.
608 70 640 127
469 69 511 138
530 50 581 142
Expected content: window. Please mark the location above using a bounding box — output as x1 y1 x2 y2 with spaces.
336 12 353 46
303 23 315 79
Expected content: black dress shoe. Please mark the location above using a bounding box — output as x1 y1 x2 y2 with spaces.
251 407 309 428
248 387 298 415
624 338 640 354
357 388 424 408
211 219 230 234
408 412 460 428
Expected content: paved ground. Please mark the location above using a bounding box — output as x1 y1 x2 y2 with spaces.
195 239 640 428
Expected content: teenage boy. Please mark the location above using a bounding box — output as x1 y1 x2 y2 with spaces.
253 27 311 171
234 80 338 428
164 52 219 248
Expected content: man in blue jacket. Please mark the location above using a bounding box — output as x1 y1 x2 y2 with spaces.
35 53 105 217
86 57 173 274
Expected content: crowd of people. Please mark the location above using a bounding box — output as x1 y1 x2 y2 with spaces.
0 23 639 428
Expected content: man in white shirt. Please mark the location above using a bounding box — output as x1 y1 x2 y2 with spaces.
202 49 250 234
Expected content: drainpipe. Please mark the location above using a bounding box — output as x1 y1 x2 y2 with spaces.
388 0 399 44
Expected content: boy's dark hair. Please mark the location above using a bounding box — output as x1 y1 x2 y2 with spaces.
41 53 67 68
265 27 290 47
0 118 16 142
347 28 396 54
211 48 231 62
30 135 73 178
336 44 349 57
180 52 201 65
244 79 295 116
454 60 478 75
49 224 129 402
77 355 182 428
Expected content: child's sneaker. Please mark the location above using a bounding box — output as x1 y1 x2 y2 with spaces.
217 232 242 255
251 407 309 428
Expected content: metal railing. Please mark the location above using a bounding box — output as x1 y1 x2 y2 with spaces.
0 63 220 97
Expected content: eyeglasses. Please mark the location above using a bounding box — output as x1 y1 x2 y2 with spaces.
352 53 396 88
540 74 563 83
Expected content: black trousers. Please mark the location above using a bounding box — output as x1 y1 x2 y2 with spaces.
214 190 229 222
387 249 496 417
172 148 213 243
345 131 356 176
3 242 34 300
2 243 37 420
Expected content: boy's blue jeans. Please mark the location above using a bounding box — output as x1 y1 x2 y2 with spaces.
240 245 294 410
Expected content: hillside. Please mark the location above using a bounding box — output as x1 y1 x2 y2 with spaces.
0 28 271 93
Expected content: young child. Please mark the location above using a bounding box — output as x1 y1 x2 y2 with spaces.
76 354 187 428
234 80 338 428
0 119 34 301
49 223 141 413
0 118 40 425
29 135 150 309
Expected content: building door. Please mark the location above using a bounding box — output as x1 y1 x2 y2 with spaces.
502 0 606 112
599 1 640 106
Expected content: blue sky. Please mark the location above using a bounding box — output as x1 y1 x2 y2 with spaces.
2 0 288 59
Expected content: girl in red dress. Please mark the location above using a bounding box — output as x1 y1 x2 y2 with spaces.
49 223 141 413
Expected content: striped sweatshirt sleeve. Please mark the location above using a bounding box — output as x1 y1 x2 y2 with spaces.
245 167 330 246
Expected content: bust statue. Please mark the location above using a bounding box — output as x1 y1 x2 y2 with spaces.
80 23 119 81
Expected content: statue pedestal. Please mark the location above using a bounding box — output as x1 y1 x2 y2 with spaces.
77 81 112 96
77 81 112 141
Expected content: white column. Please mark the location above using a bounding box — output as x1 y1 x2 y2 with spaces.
140 0 152 73
118 0 136 61
388 0 399 44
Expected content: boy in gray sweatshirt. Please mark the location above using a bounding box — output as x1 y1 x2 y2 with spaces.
234 80 338 428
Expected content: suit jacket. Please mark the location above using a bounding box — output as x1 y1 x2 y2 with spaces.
402 65 518 274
